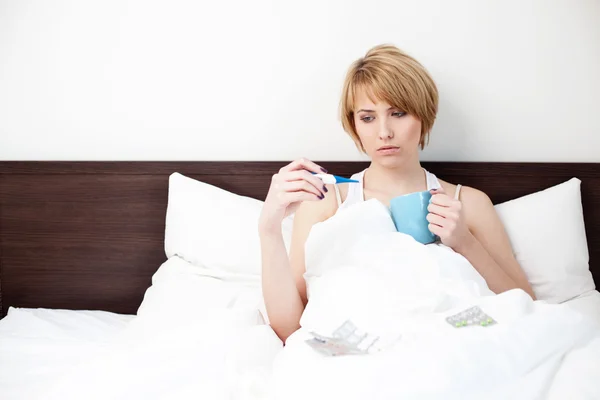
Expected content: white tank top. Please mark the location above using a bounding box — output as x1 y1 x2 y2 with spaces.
333 168 461 211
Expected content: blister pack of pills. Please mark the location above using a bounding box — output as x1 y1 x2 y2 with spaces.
305 320 380 356
446 306 497 328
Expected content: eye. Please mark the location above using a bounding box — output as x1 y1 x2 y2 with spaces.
392 111 406 118
360 115 374 123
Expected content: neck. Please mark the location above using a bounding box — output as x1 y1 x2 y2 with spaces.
364 158 426 195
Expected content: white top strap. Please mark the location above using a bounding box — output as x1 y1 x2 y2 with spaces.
424 169 441 191
454 184 463 200
333 184 342 207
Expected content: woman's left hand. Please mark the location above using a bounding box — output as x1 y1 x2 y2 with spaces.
426 187 474 251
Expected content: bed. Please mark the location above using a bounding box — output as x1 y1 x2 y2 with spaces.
1 161 599 399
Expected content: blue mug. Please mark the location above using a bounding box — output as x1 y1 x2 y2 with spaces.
389 190 437 244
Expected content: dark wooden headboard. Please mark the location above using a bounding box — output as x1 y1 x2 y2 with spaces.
0 162 599 318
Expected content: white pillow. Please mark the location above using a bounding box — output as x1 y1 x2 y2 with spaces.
137 256 265 326
494 178 594 303
164 173 594 305
164 172 293 276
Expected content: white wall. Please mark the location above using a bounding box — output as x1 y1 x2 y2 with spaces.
0 0 598 161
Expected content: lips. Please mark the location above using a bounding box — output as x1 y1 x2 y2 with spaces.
377 146 400 155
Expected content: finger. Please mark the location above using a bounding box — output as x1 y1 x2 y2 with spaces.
283 170 328 195
427 203 451 217
426 213 446 227
283 180 324 198
428 223 443 237
430 193 453 207
281 158 327 174
430 186 446 195
284 190 323 204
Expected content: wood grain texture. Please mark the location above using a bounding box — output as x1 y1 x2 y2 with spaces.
0 162 598 317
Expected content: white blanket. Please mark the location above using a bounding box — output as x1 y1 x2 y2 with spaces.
266 199 600 400
35 313 280 400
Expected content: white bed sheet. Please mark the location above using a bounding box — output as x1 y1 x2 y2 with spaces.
0 307 135 400
1 290 599 400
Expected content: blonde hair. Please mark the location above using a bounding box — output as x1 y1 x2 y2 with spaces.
340 44 439 151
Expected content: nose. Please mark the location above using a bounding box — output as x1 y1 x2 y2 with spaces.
378 117 394 140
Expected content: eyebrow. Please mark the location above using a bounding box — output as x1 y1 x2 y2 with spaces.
356 107 395 113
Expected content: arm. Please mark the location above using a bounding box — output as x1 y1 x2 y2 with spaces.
459 188 536 299
427 186 535 299
258 158 336 343
260 197 333 342
260 231 304 342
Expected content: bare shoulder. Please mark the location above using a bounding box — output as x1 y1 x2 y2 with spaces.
439 179 495 229
438 179 492 206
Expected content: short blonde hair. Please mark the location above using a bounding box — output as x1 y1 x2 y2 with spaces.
340 44 439 151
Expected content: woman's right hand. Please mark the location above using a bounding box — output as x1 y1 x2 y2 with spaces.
258 158 328 235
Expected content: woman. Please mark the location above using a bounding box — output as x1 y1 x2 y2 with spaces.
258 44 535 344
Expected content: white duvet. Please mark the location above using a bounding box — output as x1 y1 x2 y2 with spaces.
271 239 600 399
268 199 600 400
2 199 600 399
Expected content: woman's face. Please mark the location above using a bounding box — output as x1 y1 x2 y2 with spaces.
353 88 422 167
